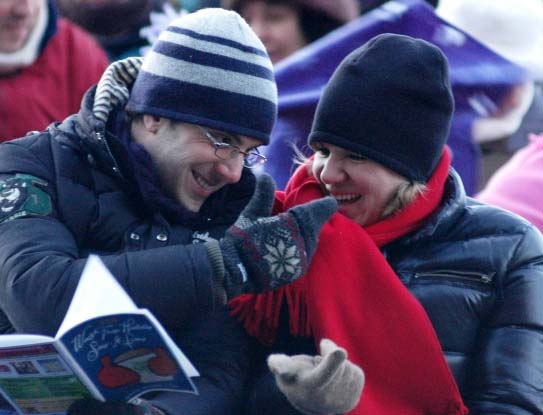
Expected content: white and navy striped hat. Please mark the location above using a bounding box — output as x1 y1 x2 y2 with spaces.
126 8 277 143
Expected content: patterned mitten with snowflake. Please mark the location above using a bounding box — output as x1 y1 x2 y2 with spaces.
218 174 337 299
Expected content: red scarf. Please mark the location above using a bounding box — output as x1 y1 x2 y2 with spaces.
230 147 467 415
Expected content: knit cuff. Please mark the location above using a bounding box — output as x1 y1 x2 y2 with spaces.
204 239 227 307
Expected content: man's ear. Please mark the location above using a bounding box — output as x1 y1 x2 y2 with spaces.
142 115 163 134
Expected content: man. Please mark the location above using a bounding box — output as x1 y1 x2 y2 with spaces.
0 0 108 141
0 8 336 415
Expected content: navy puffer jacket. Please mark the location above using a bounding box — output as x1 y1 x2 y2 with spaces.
388 172 543 413
0 88 256 414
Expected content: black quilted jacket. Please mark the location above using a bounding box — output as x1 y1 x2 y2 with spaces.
385 171 543 413
0 90 257 414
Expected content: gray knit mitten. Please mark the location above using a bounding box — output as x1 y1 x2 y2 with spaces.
268 339 365 415
217 174 337 299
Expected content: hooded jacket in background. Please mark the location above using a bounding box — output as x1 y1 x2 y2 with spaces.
0 0 108 142
477 133 543 232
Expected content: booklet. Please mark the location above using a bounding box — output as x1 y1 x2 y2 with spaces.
0 256 199 415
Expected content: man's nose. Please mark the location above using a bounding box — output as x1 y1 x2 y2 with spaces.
215 156 244 184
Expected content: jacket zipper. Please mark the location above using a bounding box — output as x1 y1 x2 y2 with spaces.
95 131 125 181
413 270 494 284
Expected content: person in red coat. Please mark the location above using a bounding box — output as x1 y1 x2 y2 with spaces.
0 0 108 142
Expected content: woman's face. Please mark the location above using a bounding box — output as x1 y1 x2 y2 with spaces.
311 142 407 226
240 1 307 64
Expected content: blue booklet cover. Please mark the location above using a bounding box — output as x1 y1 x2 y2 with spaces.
59 311 196 402
0 256 198 415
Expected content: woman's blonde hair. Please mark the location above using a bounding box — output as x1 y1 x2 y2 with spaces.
382 181 427 218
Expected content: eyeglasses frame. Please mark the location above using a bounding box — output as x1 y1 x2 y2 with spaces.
198 126 267 168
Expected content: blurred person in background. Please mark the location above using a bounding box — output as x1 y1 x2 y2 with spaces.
0 0 108 142
57 0 167 61
436 0 543 189
477 132 543 233
222 0 360 64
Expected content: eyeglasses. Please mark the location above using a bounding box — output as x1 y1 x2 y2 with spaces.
199 127 267 168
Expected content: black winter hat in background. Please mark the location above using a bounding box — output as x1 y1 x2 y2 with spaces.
308 33 454 182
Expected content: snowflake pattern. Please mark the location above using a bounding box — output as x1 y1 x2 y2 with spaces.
263 239 301 287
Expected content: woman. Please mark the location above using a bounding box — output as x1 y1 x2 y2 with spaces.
222 0 359 64
232 33 543 414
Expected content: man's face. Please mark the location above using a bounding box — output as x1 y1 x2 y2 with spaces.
0 0 41 53
133 119 262 212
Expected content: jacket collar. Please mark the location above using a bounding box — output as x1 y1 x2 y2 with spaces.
393 169 467 247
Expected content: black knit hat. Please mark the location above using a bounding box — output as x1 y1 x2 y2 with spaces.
308 33 454 182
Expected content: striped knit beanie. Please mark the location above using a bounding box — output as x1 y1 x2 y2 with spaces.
126 8 277 143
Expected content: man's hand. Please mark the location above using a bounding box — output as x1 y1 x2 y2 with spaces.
268 339 365 415
216 174 337 299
